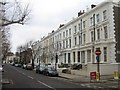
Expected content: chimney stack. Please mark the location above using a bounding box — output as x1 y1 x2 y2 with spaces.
78 10 85 17
91 4 96 8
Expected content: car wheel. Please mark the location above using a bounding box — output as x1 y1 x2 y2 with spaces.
46 73 49 76
38 71 40 74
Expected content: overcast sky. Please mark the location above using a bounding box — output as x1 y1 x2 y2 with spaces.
10 0 107 53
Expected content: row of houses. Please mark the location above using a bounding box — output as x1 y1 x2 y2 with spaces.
3 1 120 77
31 1 120 76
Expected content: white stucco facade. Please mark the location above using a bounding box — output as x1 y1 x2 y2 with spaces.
33 1 120 75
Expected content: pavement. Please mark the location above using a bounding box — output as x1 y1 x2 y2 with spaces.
58 71 120 83
58 72 120 88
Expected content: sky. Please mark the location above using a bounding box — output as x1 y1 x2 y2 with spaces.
10 0 107 53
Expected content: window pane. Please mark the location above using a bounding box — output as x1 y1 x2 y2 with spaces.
97 29 100 40
104 26 108 39
104 47 107 62
103 10 107 20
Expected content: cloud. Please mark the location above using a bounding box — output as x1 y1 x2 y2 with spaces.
10 0 105 53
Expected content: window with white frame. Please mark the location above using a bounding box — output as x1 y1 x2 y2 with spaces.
90 17 93 26
69 38 71 48
91 31 94 42
83 34 85 44
64 53 66 63
83 21 86 29
103 10 107 20
78 51 80 62
63 40 65 49
73 52 75 63
97 29 100 40
66 30 68 37
78 23 81 31
60 42 62 50
55 36 57 41
57 35 59 40
79 36 81 45
104 26 108 39
68 53 71 63
60 33 61 39
74 25 77 34
69 28 71 35
74 37 77 46
66 39 68 48
104 47 107 62
63 32 65 38
81 51 85 63
96 14 100 23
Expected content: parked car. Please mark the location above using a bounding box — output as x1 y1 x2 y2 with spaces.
0 65 4 72
14 64 19 67
36 65 45 74
43 67 59 76
14 63 22 67
26 64 33 70
10 62 15 66
22 64 27 69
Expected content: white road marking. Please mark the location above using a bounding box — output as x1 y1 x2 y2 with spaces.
98 87 103 88
37 80 56 90
81 84 85 86
28 76 34 79
10 80 14 84
22 73 26 75
86 85 91 88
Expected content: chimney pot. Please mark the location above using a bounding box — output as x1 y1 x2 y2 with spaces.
91 4 96 8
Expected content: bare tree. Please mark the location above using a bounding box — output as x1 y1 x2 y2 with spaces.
0 0 31 62
49 41 59 69
1 27 11 61
29 40 42 69
18 40 42 69
0 0 31 27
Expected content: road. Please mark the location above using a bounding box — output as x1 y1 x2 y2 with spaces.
2 64 85 89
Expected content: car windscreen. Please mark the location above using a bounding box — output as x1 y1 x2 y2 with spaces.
48 67 56 71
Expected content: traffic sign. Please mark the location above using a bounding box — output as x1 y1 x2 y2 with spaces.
96 56 99 62
95 49 101 56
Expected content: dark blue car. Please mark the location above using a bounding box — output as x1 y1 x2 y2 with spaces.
43 67 59 76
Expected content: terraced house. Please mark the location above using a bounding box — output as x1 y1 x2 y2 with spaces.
33 1 120 76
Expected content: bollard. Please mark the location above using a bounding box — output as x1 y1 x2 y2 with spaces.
96 72 100 81
114 71 119 80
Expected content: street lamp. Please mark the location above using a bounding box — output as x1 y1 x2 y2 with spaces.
55 53 58 70
39 56 40 67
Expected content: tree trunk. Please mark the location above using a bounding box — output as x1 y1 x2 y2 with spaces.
32 59 34 69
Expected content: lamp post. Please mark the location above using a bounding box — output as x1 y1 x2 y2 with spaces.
95 49 101 81
20 46 22 63
55 53 58 70
39 56 40 67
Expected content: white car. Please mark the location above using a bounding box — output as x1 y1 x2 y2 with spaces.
15 64 19 67
22 64 27 69
0 66 3 72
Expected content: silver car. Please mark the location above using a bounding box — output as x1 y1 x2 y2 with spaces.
36 65 45 74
